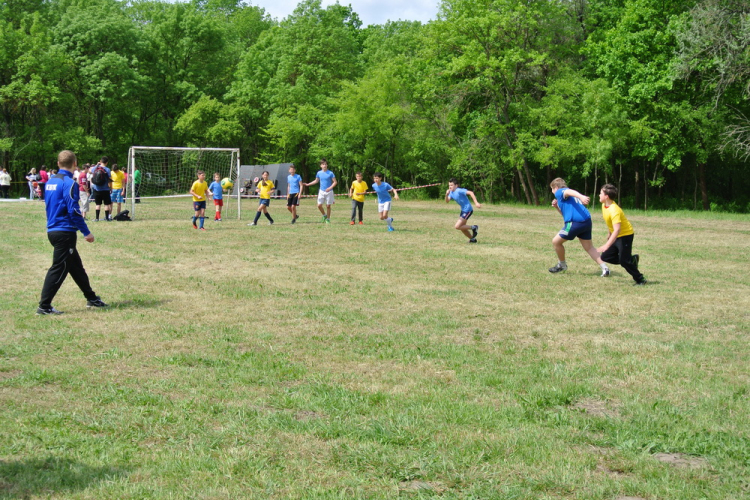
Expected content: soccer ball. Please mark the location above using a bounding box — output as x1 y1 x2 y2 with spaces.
220 178 233 190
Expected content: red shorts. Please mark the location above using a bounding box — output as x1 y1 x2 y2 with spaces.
214 199 223 207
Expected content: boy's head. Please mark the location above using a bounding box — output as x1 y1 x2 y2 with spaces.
100 156 109 165
373 172 383 182
448 177 459 191
320 159 328 170
600 183 617 203
289 164 295 173
112 163 120 171
355 171 363 180
549 177 567 194
197 170 205 180
214 172 220 181
57 150 77 171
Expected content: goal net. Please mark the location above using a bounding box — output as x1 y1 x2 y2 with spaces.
127 147 241 220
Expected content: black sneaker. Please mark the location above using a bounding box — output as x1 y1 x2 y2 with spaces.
634 278 648 286
548 263 567 273
601 267 610 277
291 218 296 224
468 238 477 243
632 254 639 270
471 225 478 239
36 306 64 315
86 297 109 309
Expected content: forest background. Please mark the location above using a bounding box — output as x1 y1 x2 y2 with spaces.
1 0 748 211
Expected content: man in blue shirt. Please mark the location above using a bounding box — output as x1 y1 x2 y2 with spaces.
548 177 609 276
286 164 303 224
372 172 399 231
38 150 108 315
446 178 481 243
304 159 337 223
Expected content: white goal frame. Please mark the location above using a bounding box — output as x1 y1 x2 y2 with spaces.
127 146 241 220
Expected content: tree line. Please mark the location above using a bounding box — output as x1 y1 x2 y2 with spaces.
1 0 748 211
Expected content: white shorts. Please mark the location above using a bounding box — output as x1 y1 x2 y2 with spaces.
317 190 335 206
378 201 391 213
80 192 90 211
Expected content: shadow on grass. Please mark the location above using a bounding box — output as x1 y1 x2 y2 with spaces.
110 298 171 309
0 457 128 499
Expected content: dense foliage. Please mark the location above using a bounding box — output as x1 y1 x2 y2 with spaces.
1 0 748 210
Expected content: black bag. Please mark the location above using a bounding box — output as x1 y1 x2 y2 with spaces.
113 210 131 221
91 166 108 186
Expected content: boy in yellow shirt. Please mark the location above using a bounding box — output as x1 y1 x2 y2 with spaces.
189 170 209 230
249 171 275 226
597 184 646 285
110 164 126 216
348 171 368 225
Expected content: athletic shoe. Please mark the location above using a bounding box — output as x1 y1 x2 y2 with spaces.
325 218 331 224
321 215 327 223
632 254 639 270
217 218 222 222
634 278 648 286
471 225 478 239
94 219 100 222
601 267 610 277
388 226 394 232
291 218 296 224
295 215 300 220
193 224 198 229
248 222 257 226
200 227 206 231
548 263 567 273
268 221 274 225
468 238 477 243
86 297 109 309
36 306 64 315
358 221 363 225
350 221 355 225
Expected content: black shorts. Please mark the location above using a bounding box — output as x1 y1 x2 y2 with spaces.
93 190 112 206
287 193 300 206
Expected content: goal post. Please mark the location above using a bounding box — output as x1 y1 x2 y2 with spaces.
127 147 241 221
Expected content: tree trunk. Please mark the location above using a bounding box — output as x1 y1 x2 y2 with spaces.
634 165 640 209
518 168 531 205
592 166 598 210
643 162 648 211
617 160 622 206
698 162 709 210
522 159 539 205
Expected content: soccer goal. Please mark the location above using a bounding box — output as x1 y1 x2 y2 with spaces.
127 147 241 220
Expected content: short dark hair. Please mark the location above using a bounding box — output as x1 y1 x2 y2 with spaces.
100 156 109 164
320 158 327 164
196 170 205 176
373 172 383 179
601 183 618 199
449 177 459 185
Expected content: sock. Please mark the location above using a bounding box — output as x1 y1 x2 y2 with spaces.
265 212 274 223
387 217 393 228
199 217 204 229
192 216 197 226
559 260 567 267
216 211 220 220
96 209 100 220
600 263 608 270
105 210 110 220
253 211 261 224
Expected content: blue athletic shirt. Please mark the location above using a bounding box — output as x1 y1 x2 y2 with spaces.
555 188 591 223
288 174 302 194
449 188 472 213
372 182 393 203
208 181 223 200
316 170 336 191
90 166 111 192
45 170 90 236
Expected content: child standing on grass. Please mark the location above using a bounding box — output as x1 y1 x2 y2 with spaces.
208 173 224 222
190 170 209 231
349 171 368 225
371 173 398 231
286 164 302 224
446 178 481 243
597 184 647 285
249 171 275 226
548 177 609 276
110 164 125 216
304 159 337 223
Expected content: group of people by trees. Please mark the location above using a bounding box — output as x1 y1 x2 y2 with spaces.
1 0 748 211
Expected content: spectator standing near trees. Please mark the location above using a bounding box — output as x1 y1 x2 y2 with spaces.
0 168 11 198
133 165 142 203
26 168 39 200
38 166 49 201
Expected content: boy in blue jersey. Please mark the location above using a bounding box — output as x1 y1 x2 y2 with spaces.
208 173 223 221
304 159 337 223
372 173 399 231
548 177 609 276
446 178 481 243
286 164 303 223
37 150 108 315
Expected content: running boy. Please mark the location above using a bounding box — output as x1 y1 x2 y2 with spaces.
286 164 302 223
190 170 209 230
349 171 368 225
249 171 275 226
548 177 609 276
304 159 337 223
208 173 224 221
446 178 481 243
372 173 398 231
597 184 646 285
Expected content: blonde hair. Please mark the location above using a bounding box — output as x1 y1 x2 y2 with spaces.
57 150 77 170
549 177 567 189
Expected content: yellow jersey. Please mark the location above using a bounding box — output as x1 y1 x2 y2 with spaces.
351 180 368 202
111 170 125 189
602 201 634 237
257 180 275 199
191 180 209 202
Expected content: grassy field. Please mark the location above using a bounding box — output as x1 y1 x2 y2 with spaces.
1 198 749 499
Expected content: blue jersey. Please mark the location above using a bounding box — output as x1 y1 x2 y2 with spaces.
90 166 111 192
208 181 223 200
45 170 90 236
288 174 302 194
372 182 393 203
555 188 591 223
316 170 336 191
449 188 472 213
